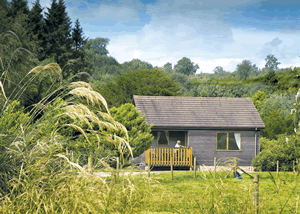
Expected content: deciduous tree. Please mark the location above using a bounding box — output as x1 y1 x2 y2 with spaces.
174 57 199 75
98 69 181 107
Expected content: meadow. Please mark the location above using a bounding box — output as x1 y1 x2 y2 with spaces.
117 170 299 213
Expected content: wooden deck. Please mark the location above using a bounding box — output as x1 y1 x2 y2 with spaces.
145 147 193 167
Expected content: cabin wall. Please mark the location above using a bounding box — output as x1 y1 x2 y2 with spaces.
189 130 260 166
130 129 260 167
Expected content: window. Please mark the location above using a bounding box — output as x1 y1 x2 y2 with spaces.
216 132 241 151
157 131 169 146
169 131 187 146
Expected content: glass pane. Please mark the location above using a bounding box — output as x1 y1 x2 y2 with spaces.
217 133 227 150
158 131 168 145
228 132 240 150
169 131 186 146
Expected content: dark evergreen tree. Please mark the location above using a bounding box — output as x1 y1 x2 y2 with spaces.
45 0 73 71
72 19 87 61
7 0 29 18
28 0 47 60
0 0 9 32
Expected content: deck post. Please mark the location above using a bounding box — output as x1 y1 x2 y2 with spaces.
194 157 196 178
171 152 173 180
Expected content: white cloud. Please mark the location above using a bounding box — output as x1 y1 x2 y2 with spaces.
35 0 300 73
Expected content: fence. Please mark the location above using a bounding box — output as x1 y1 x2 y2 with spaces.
145 147 193 167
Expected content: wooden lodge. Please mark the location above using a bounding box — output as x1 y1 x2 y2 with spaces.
131 95 265 169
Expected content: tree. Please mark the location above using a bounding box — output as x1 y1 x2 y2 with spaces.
121 58 153 71
85 38 110 56
110 103 154 158
0 0 9 32
252 134 300 171
213 66 226 74
44 0 73 70
163 62 173 73
72 19 86 52
251 90 268 110
265 54 281 71
98 69 181 107
174 57 199 75
260 109 294 140
235 60 257 79
28 0 47 60
7 0 29 18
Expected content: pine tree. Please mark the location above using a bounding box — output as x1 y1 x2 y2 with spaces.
28 0 47 60
72 19 86 52
0 0 9 32
7 0 29 18
70 19 89 74
44 0 73 69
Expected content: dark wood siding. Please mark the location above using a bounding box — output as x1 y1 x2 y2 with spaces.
188 130 259 166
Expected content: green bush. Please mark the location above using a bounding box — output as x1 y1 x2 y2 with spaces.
252 135 300 171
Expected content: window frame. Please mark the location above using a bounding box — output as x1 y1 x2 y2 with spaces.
216 132 241 151
157 131 169 146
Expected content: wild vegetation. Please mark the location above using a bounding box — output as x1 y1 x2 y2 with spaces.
1 0 300 212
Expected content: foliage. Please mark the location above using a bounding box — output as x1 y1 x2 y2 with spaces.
260 109 294 140
235 60 258 79
44 0 73 70
251 90 268 110
121 58 153 71
28 0 47 61
0 100 30 193
85 37 110 56
213 66 227 74
174 57 199 75
98 69 181 107
110 103 154 158
252 134 300 171
264 54 281 71
162 62 173 73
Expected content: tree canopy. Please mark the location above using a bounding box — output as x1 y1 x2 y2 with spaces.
174 57 199 75
98 69 181 108
110 103 154 158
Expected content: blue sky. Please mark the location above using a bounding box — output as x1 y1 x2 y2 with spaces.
33 0 300 73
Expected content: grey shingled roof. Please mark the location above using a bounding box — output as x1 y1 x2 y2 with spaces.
133 95 265 129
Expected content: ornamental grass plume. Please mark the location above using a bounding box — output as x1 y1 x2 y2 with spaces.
0 39 143 212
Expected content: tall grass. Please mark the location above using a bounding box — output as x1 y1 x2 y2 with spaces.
0 35 143 213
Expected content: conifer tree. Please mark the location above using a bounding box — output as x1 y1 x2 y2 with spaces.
28 0 47 60
72 19 87 57
7 0 29 18
45 0 73 69
0 0 9 32
70 18 89 74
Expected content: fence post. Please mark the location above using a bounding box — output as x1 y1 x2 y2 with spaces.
194 157 196 178
293 161 295 173
116 157 119 178
171 153 173 180
148 158 151 178
88 156 93 173
277 160 279 184
254 174 259 213
214 157 216 179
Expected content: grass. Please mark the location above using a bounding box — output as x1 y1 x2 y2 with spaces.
124 170 300 213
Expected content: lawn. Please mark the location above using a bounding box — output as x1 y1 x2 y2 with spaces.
127 171 300 213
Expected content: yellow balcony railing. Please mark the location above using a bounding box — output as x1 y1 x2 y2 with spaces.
145 147 193 167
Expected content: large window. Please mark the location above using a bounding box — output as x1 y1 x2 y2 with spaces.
157 131 169 146
216 132 241 151
169 131 186 146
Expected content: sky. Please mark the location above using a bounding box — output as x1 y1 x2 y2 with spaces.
32 0 300 73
